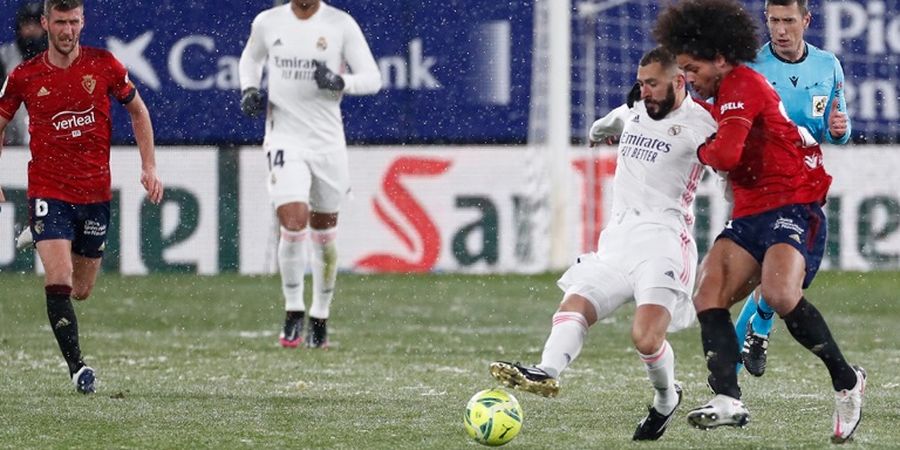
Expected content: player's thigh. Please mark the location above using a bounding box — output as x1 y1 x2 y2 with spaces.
694 238 760 312
276 202 310 230
71 254 102 301
759 243 806 316
67 201 109 298
266 149 313 214
71 201 110 259
36 239 74 286
632 301 672 354
310 211 338 229
757 202 827 313
558 293 598 325
627 223 698 330
30 198 76 285
308 150 349 214
556 252 633 323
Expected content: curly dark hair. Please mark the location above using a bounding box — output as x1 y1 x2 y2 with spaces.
652 0 760 65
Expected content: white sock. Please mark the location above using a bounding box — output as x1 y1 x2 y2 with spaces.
639 340 677 415
536 312 589 379
309 227 338 319
278 227 308 312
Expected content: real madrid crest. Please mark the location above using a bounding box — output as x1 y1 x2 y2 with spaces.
82 75 96 94
668 125 682 136
34 220 44 235
316 36 328 51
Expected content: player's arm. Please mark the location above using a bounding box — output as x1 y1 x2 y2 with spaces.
697 75 767 171
124 91 163 205
338 19 382 95
697 119 752 171
0 115 7 157
589 104 630 146
824 57 851 145
0 115 7 203
0 69 24 159
238 16 267 117
0 70 24 204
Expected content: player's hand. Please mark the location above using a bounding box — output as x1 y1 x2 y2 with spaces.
141 166 163 205
626 82 641 108
828 97 848 140
589 136 618 147
0 185 5 203
240 88 264 118
313 60 345 91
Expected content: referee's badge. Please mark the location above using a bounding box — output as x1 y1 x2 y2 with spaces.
317 37 328 51
812 95 827 117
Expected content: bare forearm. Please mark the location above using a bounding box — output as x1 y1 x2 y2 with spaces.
0 117 8 202
124 92 163 204
0 116 9 157
132 110 156 168
126 95 156 169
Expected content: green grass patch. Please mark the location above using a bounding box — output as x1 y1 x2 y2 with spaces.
1 271 898 448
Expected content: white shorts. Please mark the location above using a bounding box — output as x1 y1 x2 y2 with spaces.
557 214 698 332
263 143 349 212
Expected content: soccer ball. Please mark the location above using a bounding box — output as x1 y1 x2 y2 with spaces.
464 388 523 446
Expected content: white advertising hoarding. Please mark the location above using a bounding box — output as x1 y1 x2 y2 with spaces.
1 146 898 274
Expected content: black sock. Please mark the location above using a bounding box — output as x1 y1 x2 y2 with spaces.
308 317 327 345
46 285 83 376
309 317 327 332
782 297 857 391
698 308 742 399
285 310 305 323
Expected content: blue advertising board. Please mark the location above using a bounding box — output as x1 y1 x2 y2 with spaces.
6 1 896 144
3 0 533 144
587 0 900 143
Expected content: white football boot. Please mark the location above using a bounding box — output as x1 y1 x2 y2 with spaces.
687 394 750 430
832 365 866 444
15 226 33 250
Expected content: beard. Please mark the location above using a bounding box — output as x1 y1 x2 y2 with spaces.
16 35 47 60
645 84 677 120
50 34 79 56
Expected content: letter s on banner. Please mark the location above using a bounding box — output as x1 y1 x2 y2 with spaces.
354 156 452 272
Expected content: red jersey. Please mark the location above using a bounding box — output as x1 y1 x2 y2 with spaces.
0 47 135 203
697 65 832 218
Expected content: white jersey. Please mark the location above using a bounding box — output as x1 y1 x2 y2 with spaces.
590 95 717 228
239 2 382 153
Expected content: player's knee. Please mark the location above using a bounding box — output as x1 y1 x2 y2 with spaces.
631 327 665 355
758 286 802 315
558 294 597 325
276 203 310 230
692 283 721 311
280 220 308 232
72 285 93 301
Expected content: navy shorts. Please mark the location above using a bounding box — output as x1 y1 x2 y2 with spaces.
29 198 110 258
717 202 826 289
